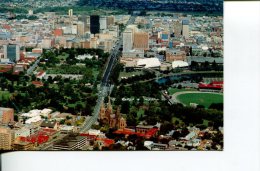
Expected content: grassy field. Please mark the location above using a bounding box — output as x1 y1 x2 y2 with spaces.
177 93 223 108
57 53 69 61
168 88 198 95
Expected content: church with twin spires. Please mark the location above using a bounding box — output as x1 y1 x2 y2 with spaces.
99 97 127 130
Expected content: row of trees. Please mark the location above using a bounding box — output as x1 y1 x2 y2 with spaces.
0 48 111 115
111 81 161 99
120 71 156 84
190 61 223 71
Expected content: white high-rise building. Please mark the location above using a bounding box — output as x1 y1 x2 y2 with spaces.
123 29 133 52
100 16 107 30
68 9 73 17
182 20 189 39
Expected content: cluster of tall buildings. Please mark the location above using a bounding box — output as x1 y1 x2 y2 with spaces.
0 9 121 55
120 14 222 71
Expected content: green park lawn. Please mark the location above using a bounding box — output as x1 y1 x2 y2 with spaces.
57 53 69 60
176 93 223 108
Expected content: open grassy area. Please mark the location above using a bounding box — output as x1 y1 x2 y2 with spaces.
177 93 223 108
57 53 69 61
168 88 198 95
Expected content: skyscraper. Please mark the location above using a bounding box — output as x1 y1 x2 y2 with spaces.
90 15 100 34
3 44 20 62
100 16 107 30
123 29 133 52
133 32 149 50
182 20 189 39
173 20 182 37
107 16 115 27
68 9 73 17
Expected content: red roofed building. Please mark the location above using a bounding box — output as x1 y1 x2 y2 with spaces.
199 81 223 91
19 128 57 145
145 128 158 139
114 128 144 137
36 71 46 79
95 138 115 149
3 24 11 30
114 127 158 139
0 64 13 73
53 29 63 37
32 48 43 54
20 134 49 145
32 81 44 87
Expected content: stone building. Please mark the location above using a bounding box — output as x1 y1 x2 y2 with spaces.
99 98 127 130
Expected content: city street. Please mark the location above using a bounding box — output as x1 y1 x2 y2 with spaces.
80 15 136 133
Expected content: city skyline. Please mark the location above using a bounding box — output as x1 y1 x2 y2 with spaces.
0 1 223 151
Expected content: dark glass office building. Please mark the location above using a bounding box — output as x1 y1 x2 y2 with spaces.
4 44 20 62
90 15 100 34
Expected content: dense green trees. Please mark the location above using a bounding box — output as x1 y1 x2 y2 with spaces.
0 48 109 115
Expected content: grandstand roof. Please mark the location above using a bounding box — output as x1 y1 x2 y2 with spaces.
172 60 189 68
137 58 161 68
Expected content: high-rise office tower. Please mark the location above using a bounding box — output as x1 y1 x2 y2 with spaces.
90 15 100 34
133 32 149 50
173 20 182 37
68 9 73 17
77 21 85 36
123 29 133 52
107 16 115 26
100 16 107 30
3 44 20 62
182 20 189 39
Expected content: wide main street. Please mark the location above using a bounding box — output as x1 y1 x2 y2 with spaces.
80 15 137 133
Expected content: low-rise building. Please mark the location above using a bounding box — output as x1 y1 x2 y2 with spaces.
53 134 87 150
12 141 34 150
0 126 12 150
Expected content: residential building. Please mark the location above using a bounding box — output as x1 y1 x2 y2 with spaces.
0 107 14 124
0 126 12 150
